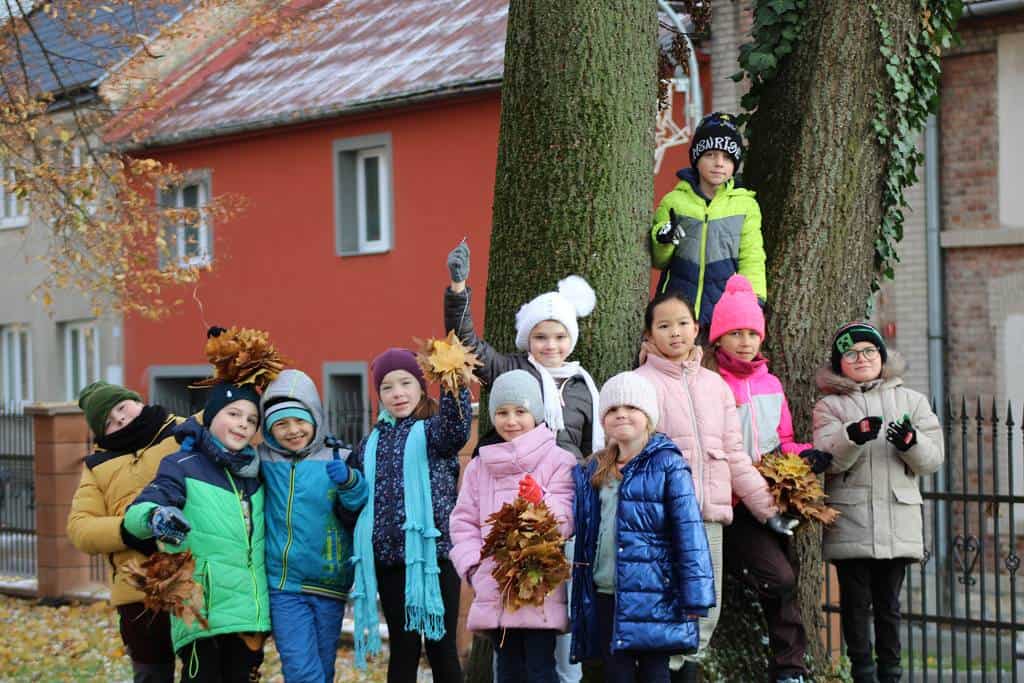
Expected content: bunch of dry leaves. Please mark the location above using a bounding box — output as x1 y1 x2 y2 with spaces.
756 451 839 525
480 498 571 611
123 551 207 629
191 326 288 390
415 331 482 403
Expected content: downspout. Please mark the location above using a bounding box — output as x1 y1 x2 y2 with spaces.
962 0 1024 17
658 0 703 125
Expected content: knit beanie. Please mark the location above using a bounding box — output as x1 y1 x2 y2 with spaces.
514 275 596 353
830 321 888 373
264 399 315 431
77 381 142 437
371 348 427 393
203 382 261 427
487 369 544 424
709 274 765 343
689 111 744 168
598 372 659 428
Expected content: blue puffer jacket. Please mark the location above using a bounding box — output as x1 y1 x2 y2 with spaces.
570 433 715 661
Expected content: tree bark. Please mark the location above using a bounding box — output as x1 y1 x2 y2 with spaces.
467 2 657 681
709 1 921 678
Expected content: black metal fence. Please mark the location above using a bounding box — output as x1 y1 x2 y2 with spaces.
0 409 35 577
823 398 1024 681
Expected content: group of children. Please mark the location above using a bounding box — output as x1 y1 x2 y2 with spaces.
65 111 941 683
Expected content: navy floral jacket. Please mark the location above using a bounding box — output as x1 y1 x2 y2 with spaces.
348 389 471 567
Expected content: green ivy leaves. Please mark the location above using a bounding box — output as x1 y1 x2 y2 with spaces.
732 0 808 118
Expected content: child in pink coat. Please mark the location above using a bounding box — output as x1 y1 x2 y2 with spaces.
449 370 576 683
706 274 833 683
633 290 794 680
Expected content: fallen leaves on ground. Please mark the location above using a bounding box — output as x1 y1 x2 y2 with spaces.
0 593 390 682
756 451 840 525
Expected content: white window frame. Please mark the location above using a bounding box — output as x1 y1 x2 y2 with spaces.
0 160 29 229
333 133 394 256
0 324 32 411
159 173 212 268
63 321 101 401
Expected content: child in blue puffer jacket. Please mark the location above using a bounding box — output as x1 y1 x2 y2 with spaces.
571 372 715 683
259 369 368 683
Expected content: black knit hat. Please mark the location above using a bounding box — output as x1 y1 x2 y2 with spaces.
689 112 744 168
203 382 261 427
830 322 888 373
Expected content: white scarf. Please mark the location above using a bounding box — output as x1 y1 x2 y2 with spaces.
527 356 604 453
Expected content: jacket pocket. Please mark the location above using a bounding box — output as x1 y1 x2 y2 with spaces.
826 487 870 541
704 448 731 504
892 485 925 544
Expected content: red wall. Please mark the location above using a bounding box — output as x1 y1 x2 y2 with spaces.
127 74 712 397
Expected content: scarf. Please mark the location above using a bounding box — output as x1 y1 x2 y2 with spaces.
527 356 604 452
351 414 445 669
94 405 172 454
714 348 767 378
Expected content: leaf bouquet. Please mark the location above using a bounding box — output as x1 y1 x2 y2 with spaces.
480 498 571 611
123 551 208 629
756 451 840 525
415 331 483 413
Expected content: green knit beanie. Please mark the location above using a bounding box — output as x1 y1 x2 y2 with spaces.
77 381 142 437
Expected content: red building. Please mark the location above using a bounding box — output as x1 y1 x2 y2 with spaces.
112 0 710 438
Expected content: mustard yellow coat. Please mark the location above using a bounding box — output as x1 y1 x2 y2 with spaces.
66 414 183 605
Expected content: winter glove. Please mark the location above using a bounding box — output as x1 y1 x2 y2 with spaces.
326 459 352 487
886 416 917 452
518 474 543 504
655 208 685 245
447 240 470 282
800 448 833 474
150 506 190 545
766 514 800 537
846 416 883 445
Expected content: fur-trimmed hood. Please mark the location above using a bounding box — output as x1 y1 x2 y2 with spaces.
815 351 906 396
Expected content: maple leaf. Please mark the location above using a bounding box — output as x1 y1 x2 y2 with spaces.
414 331 483 404
480 498 571 611
190 326 289 392
122 551 209 630
756 451 840 526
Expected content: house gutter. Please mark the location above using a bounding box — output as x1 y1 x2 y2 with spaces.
658 0 703 125
962 0 1024 16
122 77 503 151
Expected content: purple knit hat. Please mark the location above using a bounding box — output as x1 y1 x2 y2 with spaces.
371 348 427 393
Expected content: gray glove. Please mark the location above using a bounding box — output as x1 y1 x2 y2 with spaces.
447 241 470 282
766 514 799 537
150 506 191 545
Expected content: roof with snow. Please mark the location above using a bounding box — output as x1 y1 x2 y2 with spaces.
139 0 508 146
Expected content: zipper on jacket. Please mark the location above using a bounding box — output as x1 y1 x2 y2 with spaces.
679 375 707 514
226 470 262 625
277 463 297 590
694 204 710 320
746 379 760 460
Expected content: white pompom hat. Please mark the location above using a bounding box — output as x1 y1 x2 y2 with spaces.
514 275 596 353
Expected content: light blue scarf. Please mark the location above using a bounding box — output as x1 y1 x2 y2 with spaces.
351 412 446 669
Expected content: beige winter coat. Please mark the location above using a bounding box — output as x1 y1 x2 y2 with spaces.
813 354 943 561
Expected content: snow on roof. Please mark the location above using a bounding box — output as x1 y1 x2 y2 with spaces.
142 0 507 145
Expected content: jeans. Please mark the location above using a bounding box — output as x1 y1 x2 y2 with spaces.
494 629 557 683
596 593 669 683
377 558 463 683
269 589 346 683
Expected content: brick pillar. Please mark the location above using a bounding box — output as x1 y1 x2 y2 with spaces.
26 403 93 600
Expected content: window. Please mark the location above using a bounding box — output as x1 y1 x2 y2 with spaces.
0 325 32 410
159 174 211 267
323 362 369 446
0 160 29 229
63 321 100 401
333 134 393 255
148 365 212 416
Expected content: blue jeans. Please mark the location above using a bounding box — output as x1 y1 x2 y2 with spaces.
269 589 346 683
597 594 669 683
495 629 557 683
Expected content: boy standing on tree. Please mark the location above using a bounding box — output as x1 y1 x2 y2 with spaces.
650 112 767 332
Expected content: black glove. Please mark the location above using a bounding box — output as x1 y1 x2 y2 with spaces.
800 448 833 474
447 241 470 282
655 208 685 245
886 417 917 452
846 416 883 445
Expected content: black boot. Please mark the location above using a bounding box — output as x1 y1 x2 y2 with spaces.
670 660 700 683
877 662 903 683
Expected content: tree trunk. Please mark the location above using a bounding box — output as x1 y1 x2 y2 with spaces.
467 2 657 680
708 1 921 679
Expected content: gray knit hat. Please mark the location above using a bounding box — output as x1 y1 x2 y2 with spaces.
488 370 544 424
599 372 660 428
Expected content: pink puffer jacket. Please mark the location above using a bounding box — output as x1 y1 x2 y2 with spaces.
449 425 576 632
634 347 778 524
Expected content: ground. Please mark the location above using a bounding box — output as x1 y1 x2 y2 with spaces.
0 594 395 682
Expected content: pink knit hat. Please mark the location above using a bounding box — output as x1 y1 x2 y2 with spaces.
709 274 765 343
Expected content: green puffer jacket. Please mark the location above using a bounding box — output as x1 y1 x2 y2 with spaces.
124 418 270 651
650 169 767 326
